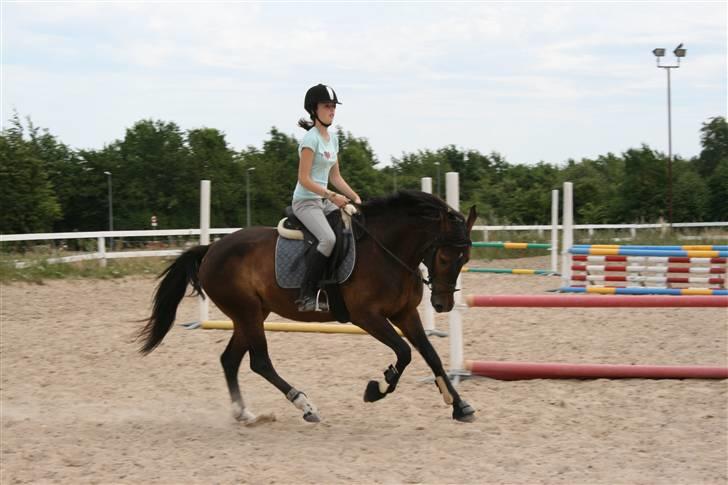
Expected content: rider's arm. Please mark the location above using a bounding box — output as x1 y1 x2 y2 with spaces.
329 161 361 204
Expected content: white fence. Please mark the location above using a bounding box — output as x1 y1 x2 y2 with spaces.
2 183 727 270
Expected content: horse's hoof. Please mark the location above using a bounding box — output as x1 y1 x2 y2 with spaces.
303 411 321 423
363 380 386 402
453 401 476 422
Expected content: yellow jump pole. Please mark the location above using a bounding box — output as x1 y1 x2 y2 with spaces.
202 320 403 336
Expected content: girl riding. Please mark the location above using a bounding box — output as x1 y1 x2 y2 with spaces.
292 84 361 312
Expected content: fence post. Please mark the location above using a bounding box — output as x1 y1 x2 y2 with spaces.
561 182 573 287
446 172 464 378
98 236 107 267
551 189 559 273
199 180 211 324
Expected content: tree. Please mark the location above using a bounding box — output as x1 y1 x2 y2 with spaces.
0 115 61 234
697 116 728 177
620 145 667 222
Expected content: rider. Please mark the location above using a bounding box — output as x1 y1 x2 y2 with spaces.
292 83 361 312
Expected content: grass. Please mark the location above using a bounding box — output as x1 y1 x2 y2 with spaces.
0 255 171 284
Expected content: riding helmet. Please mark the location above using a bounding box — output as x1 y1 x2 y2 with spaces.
304 84 342 115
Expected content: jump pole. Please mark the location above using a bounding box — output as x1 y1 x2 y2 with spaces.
466 294 728 308
203 320 403 336
464 360 728 380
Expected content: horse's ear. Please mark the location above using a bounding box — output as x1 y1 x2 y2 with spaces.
466 206 477 233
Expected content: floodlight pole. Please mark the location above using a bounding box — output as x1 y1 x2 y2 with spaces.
103 171 113 249
653 44 685 224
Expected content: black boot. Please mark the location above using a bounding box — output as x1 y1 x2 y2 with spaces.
296 250 330 312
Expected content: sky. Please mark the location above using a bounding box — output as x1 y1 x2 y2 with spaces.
1 1 726 167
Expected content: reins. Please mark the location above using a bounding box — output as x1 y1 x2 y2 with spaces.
350 215 432 287
349 210 471 295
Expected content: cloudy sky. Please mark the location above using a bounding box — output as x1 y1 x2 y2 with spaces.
2 1 725 167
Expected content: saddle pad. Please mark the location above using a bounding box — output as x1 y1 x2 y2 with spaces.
275 233 356 289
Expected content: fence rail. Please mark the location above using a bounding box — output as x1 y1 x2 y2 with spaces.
2 223 727 269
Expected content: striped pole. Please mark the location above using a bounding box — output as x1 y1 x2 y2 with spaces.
573 244 728 251
473 242 551 249
572 255 726 264
571 264 726 274
559 287 728 296
462 268 556 275
571 275 725 285
570 247 728 258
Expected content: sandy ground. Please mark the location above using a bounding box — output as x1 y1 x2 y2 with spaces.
1 255 727 485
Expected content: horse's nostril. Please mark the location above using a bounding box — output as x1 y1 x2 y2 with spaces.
434 303 444 312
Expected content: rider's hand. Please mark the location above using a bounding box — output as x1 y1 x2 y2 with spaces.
330 193 350 208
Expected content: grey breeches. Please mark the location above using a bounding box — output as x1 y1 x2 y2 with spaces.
291 198 339 257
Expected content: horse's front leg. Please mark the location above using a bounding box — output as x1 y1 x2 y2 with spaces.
352 314 412 402
390 308 476 422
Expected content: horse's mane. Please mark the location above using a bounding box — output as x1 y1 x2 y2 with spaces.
359 190 452 221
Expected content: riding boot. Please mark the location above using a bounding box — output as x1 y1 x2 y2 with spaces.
296 250 330 312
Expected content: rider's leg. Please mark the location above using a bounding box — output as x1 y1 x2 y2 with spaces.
291 199 337 311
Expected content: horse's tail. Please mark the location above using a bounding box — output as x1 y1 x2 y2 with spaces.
138 245 210 354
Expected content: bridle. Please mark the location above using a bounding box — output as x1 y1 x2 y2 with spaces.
421 235 471 296
350 211 471 296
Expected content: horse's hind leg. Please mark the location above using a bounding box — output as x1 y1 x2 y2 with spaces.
220 329 266 424
244 321 321 423
390 308 475 423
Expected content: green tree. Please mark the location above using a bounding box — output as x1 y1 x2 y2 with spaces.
620 145 667 222
336 128 385 199
697 116 728 177
0 116 61 233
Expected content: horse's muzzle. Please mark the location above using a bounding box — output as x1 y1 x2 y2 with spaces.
431 294 455 313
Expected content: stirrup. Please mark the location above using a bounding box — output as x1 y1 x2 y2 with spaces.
296 290 329 312
315 288 329 312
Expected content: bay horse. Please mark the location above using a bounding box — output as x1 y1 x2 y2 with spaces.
139 190 477 423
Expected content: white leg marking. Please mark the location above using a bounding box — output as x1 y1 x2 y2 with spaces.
436 376 454 404
378 380 389 394
293 394 320 422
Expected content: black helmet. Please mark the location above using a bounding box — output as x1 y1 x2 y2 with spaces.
304 84 341 115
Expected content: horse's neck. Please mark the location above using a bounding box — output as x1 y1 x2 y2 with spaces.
366 219 432 267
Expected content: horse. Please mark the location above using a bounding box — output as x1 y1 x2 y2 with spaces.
139 190 477 423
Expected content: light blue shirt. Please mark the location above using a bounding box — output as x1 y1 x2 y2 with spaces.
293 128 339 201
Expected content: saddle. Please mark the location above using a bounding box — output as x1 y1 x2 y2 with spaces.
275 206 358 322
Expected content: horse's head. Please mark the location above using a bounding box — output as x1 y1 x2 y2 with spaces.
424 205 477 312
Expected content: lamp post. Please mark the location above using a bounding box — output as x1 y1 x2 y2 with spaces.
246 167 256 227
434 161 441 198
652 43 686 224
103 171 113 248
